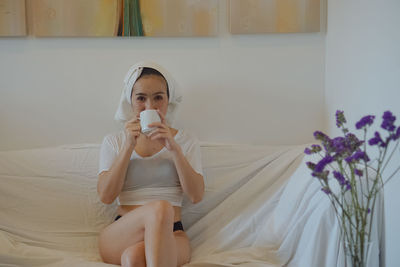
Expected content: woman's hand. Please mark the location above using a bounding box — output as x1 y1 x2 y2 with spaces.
124 116 141 148
148 110 181 153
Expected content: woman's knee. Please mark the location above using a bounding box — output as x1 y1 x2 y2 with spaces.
147 200 174 225
121 242 146 267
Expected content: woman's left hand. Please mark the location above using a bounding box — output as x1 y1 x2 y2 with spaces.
147 110 181 153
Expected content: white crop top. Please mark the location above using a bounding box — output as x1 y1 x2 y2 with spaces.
98 130 203 207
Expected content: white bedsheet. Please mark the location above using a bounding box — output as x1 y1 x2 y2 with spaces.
0 143 384 266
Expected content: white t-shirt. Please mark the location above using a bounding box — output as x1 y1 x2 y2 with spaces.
98 129 203 206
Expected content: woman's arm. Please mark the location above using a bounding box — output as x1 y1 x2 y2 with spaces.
171 148 204 204
97 143 135 204
97 118 141 204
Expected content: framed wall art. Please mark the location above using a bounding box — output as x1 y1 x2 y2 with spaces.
230 0 320 34
0 0 27 37
28 0 218 37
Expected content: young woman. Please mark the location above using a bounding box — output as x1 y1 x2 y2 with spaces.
97 62 204 267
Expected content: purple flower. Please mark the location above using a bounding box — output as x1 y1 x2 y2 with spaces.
395 127 400 141
333 171 346 185
381 111 396 131
330 137 352 157
314 131 330 142
315 155 334 173
368 208 371 214
311 144 322 151
305 111 399 202
331 137 345 150
345 181 352 191
306 161 316 171
332 171 352 190
355 115 375 130
336 110 347 128
355 169 363 177
312 170 330 181
326 136 354 156
345 133 364 152
304 148 312 155
345 150 370 163
304 144 322 155
313 131 334 154
368 132 385 147
321 187 331 195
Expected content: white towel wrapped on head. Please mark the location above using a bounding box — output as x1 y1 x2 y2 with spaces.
114 61 183 126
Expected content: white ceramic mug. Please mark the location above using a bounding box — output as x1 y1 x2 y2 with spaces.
140 110 161 135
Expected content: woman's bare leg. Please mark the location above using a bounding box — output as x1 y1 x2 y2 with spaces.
120 233 190 267
98 200 187 266
121 242 145 267
144 201 176 267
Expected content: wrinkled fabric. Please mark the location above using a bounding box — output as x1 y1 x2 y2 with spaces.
0 143 384 267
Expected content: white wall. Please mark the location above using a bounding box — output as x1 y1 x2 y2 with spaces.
325 0 400 265
0 1 326 151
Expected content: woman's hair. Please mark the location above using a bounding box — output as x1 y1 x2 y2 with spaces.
137 67 170 98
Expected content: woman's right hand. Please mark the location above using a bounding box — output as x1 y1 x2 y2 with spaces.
124 117 141 148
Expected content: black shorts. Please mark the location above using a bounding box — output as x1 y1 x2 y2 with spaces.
114 215 184 232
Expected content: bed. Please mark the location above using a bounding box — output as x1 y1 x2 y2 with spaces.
0 142 384 266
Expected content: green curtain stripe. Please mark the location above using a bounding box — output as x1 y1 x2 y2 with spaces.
131 0 144 36
123 0 130 36
129 0 134 35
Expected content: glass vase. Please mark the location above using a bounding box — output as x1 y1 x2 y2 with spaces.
344 241 373 267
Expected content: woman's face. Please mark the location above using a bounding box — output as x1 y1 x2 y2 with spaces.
131 74 169 118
